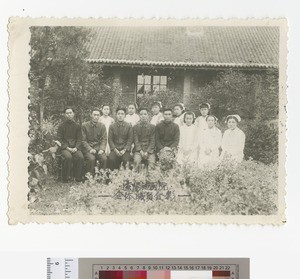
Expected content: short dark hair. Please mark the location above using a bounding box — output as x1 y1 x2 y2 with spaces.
183 111 195 123
163 108 173 113
64 107 74 113
90 107 101 114
128 103 138 109
206 115 217 122
138 107 148 113
199 103 210 109
152 101 162 109
101 104 110 110
116 107 126 114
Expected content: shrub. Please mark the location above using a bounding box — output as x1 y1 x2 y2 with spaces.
29 116 59 154
188 158 278 215
187 69 279 121
244 121 278 164
64 159 277 216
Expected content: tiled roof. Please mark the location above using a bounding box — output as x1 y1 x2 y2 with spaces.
87 26 279 68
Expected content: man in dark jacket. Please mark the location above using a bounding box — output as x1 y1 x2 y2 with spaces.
108 107 133 170
155 108 180 152
57 107 84 182
81 108 107 175
133 108 156 172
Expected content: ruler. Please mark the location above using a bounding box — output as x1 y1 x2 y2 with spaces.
47 258 249 279
47 258 78 279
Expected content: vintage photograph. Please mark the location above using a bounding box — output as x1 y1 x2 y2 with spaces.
8 18 287 223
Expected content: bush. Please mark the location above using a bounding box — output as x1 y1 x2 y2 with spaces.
45 159 278 216
188 158 278 215
244 121 278 164
186 69 279 121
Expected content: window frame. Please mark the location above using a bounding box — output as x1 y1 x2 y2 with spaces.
136 74 167 97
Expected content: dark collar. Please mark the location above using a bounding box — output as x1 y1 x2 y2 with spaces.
116 121 125 127
140 121 148 127
90 120 98 127
65 119 75 124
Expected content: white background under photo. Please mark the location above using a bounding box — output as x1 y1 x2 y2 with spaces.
0 0 299 278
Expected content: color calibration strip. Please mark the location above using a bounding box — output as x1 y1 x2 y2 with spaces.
93 265 237 279
95 270 231 279
47 258 249 279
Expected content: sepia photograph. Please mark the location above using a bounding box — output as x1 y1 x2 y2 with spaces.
8 18 287 223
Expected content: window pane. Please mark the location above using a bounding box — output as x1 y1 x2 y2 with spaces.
137 84 145 94
153 75 160 85
160 76 167 85
153 84 160 93
160 85 167 91
137 75 144 84
144 75 151 84
144 84 151 93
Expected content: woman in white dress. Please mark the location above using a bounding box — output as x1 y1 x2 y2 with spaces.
195 102 210 132
99 105 114 155
173 103 185 127
124 103 140 127
221 114 246 163
198 115 222 169
177 112 198 166
150 101 164 126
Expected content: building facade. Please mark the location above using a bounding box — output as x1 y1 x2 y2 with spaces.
87 26 279 108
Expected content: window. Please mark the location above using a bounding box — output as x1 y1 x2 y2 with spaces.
137 74 167 97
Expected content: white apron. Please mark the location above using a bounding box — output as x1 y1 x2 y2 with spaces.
221 127 246 163
198 127 222 169
177 124 198 166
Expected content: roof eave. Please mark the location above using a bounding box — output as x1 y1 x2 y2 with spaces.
86 59 278 69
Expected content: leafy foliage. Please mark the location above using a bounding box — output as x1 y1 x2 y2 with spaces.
187 69 279 121
29 159 278 216
243 121 278 164
29 26 118 125
137 89 183 111
188 158 278 215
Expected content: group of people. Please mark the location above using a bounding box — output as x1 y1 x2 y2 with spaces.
56 101 246 183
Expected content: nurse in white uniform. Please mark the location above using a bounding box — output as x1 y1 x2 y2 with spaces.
195 102 210 132
198 115 222 169
124 103 140 127
177 112 198 166
221 114 246 163
150 101 164 126
173 103 185 127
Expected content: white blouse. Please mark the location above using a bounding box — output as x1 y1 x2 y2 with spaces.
178 124 198 152
124 113 140 127
99 115 114 132
174 114 185 127
200 126 222 153
221 127 246 163
195 115 208 132
99 116 114 155
150 112 164 126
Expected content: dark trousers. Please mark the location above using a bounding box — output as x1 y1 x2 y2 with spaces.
108 150 131 170
133 152 156 172
61 150 84 182
84 152 107 175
